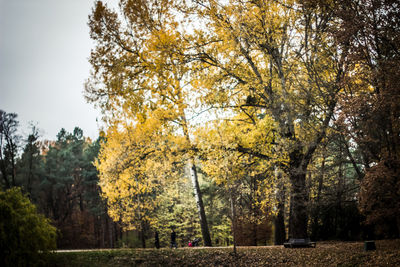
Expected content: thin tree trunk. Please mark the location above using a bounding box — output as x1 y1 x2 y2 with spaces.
101 215 106 248
229 187 237 255
336 146 344 238
10 146 16 187
312 151 325 239
251 175 258 246
117 223 122 245
341 135 363 180
0 162 10 188
0 137 10 188
181 112 212 247
27 151 33 195
189 161 212 246
107 216 114 248
94 217 100 248
317 156 325 203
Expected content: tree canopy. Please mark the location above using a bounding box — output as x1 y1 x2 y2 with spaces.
2 0 398 256
85 0 350 240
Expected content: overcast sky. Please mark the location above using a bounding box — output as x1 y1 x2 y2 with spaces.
0 0 114 140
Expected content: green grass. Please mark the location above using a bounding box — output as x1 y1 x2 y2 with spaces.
47 239 400 266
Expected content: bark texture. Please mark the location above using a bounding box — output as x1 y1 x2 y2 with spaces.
189 162 212 246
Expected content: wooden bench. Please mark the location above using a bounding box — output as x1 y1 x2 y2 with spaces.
283 238 316 248
364 240 376 251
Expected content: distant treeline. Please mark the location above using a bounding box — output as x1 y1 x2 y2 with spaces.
0 110 119 248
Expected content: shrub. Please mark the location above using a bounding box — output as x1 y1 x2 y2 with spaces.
0 187 57 266
359 159 400 238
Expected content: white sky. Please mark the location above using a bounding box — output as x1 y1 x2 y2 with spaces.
0 0 117 140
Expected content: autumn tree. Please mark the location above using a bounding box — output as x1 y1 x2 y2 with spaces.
86 0 213 246
152 165 204 247
181 0 347 238
85 0 349 240
200 179 232 246
196 113 283 249
95 120 172 247
334 0 400 237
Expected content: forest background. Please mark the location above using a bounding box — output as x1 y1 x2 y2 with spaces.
1 0 399 250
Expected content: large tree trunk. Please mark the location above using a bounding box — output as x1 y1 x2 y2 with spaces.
252 222 257 246
140 220 146 248
274 204 286 244
289 168 308 239
286 100 335 238
189 162 212 246
274 182 286 244
140 229 146 248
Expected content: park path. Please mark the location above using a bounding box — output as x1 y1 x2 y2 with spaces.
55 245 281 252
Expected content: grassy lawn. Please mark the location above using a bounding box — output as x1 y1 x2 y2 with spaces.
47 239 400 266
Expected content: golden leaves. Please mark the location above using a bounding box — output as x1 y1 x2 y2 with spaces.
87 0 343 236
96 118 182 229
194 113 286 214
51 239 400 266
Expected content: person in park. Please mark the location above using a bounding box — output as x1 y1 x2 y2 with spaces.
188 237 200 247
171 229 177 248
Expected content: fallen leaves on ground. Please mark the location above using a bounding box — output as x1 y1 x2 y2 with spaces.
49 239 400 266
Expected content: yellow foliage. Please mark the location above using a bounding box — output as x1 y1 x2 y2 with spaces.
195 113 287 212
96 117 185 230
87 0 344 233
